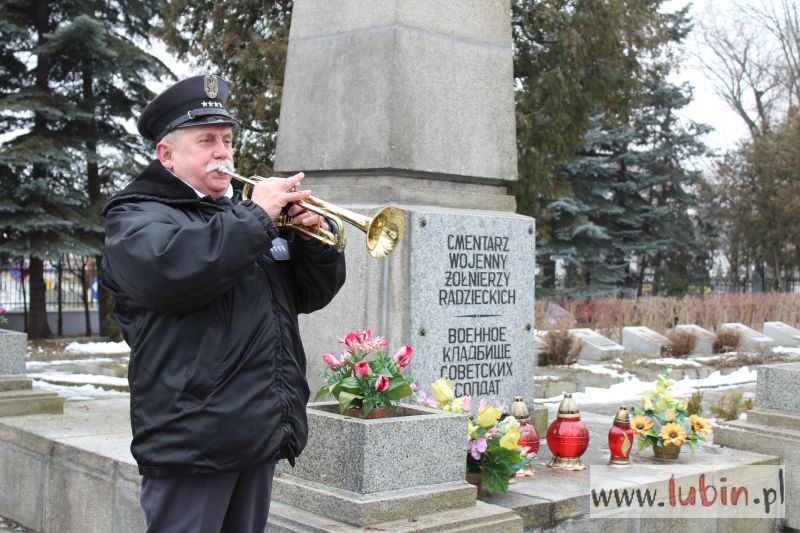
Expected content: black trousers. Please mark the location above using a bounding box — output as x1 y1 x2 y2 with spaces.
139 461 276 533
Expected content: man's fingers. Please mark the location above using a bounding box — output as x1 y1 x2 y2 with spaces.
285 189 310 203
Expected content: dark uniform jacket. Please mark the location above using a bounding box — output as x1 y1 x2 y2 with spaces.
100 160 346 476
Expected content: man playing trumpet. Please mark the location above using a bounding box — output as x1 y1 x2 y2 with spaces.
100 74 346 532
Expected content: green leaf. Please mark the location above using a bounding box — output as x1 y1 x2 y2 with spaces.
337 391 362 413
386 381 412 401
313 385 330 401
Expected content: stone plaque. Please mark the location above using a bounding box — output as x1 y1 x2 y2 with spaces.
409 210 535 403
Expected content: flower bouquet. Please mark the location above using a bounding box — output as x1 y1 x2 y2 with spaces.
630 370 713 458
417 378 533 494
314 329 416 418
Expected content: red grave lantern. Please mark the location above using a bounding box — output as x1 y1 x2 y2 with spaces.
509 396 539 477
546 393 589 470
608 405 634 466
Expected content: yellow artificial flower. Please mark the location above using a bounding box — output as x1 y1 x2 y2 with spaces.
475 404 501 428
431 378 454 405
678 398 689 411
467 422 479 437
499 429 520 450
690 415 713 435
659 422 688 446
664 409 676 422
450 397 464 413
631 415 654 436
641 397 654 411
662 391 674 403
664 379 675 388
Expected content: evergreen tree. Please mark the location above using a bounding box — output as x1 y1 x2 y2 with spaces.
0 0 167 337
541 79 709 295
511 0 692 228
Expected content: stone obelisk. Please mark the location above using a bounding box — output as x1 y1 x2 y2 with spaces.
275 0 535 404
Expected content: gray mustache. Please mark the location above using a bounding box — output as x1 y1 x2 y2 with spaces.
206 160 234 173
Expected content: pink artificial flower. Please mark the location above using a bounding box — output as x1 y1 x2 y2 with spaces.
340 329 373 350
370 336 388 351
461 395 472 412
375 375 389 392
322 352 342 369
0 305 5 314
391 345 413 370
467 436 487 460
416 392 437 408
410 383 420 393
340 349 352 361
354 360 370 378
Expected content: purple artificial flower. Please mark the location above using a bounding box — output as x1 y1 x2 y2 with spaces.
415 392 437 408
467 437 487 460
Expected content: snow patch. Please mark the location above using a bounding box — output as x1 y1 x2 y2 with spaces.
65 341 130 355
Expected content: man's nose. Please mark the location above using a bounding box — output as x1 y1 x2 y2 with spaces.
212 139 232 158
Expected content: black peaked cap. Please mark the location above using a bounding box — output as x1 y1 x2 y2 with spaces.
137 75 240 142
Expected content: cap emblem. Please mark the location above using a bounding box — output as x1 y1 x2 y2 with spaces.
204 76 219 98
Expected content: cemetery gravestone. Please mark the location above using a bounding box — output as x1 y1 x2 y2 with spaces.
0 329 63 416
762 321 800 348
622 326 668 355
720 323 775 352
568 329 624 361
714 361 800 529
674 324 714 355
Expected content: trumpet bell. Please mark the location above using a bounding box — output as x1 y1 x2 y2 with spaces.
367 206 405 259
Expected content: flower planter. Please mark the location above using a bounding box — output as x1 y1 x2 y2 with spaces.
271 401 474 526
652 443 681 460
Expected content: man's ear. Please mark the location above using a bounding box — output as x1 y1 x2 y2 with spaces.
156 142 173 169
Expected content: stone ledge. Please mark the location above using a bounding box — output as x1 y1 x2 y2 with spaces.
268 499 523 533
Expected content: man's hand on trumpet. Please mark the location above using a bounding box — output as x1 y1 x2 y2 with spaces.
248 171 329 239
249 172 310 219
287 204 331 239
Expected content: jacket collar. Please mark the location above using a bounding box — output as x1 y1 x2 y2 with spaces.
101 160 202 216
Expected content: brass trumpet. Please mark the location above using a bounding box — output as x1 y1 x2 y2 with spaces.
216 167 404 259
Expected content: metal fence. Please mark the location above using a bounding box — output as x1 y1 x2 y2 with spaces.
0 259 98 312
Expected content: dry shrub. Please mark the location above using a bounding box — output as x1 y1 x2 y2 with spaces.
539 329 581 366
686 391 703 416
712 328 742 354
710 390 753 421
537 293 800 340
665 330 698 358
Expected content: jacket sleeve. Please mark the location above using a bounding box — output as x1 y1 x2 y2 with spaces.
288 237 347 314
103 200 276 315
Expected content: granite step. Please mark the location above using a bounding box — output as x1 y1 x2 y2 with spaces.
0 377 32 393
0 388 64 417
746 407 800 433
268 500 523 532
